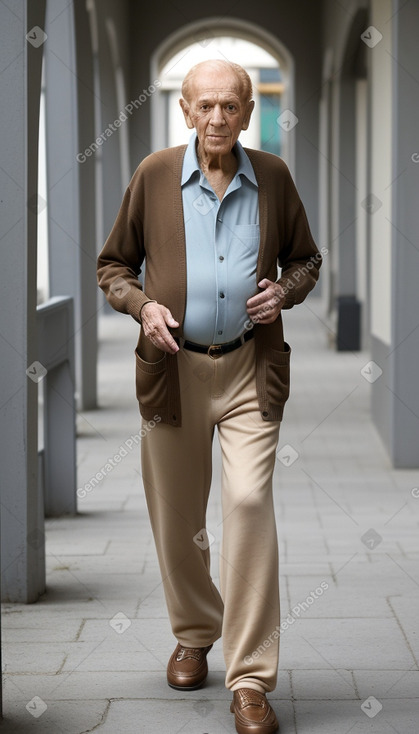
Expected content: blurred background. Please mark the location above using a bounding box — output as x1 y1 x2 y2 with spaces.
1 1 419 728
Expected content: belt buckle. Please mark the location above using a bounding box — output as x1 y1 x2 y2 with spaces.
207 344 223 360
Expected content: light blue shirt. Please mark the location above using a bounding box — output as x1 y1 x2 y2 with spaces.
181 132 259 345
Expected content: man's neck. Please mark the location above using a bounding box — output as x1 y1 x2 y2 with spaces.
196 142 238 177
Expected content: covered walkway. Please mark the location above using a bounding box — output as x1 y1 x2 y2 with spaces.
2 300 418 733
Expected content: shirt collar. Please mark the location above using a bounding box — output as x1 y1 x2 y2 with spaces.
181 132 258 188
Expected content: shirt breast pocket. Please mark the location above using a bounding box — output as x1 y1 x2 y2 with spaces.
230 224 260 256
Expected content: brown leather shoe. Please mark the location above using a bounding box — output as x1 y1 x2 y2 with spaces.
167 643 213 690
230 688 279 733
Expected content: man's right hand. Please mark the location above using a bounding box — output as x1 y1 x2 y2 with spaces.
140 302 179 354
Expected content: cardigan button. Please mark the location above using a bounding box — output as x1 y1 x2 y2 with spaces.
262 411 269 417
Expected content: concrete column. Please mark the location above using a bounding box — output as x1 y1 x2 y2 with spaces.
84 0 128 315
355 79 369 349
368 0 393 454
95 4 124 240
44 0 97 410
333 8 368 351
337 76 357 296
74 0 98 409
335 74 361 351
0 0 46 607
318 50 334 319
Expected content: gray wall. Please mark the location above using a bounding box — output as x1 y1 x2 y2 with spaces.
386 0 419 466
322 0 369 59
322 0 419 466
322 0 369 303
94 0 132 242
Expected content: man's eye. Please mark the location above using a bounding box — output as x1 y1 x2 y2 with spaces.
201 105 210 111
226 105 236 112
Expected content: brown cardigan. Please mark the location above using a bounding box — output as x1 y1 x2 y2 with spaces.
97 144 322 426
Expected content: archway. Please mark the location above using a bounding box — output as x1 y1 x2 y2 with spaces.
150 17 295 170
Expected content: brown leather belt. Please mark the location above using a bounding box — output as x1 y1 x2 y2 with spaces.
177 329 254 359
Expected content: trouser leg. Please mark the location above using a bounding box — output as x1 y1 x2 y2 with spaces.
140 348 224 647
141 337 281 692
214 340 281 693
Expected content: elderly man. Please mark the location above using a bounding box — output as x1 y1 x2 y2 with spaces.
97 59 321 734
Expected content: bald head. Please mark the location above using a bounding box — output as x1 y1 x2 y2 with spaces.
179 59 255 163
181 60 253 105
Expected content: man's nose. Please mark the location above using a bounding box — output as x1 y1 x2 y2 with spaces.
210 104 225 125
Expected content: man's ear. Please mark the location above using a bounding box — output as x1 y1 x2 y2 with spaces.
241 100 255 131
179 98 194 130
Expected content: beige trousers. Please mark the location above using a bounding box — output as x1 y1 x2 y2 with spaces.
141 338 281 693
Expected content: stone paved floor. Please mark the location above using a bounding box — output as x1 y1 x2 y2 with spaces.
1 298 419 733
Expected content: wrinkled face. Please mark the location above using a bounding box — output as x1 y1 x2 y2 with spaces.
180 67 254 158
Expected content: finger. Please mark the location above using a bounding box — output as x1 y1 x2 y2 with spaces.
247 301 279 322
150 326 179 353
160 331 179 353
262 303 282 321
250 312 274 325
247 298 273 315
144 320 176 349
257 278 273 289
248 288 285 313
164 309 180 328
149 337 178 354
246 292 271 309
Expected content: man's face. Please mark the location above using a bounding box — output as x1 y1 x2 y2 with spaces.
180 67 254 158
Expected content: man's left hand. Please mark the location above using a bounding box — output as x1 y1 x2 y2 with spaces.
246 279 285 324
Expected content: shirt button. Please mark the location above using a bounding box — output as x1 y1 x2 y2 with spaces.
219 256 224 261
219 292 225 299
217 216 222 222
218 330 223 335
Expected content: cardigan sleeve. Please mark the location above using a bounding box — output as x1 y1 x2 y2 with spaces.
276 167 322 309
97 180 151 322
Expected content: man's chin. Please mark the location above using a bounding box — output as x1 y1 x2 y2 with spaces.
203 138 233 155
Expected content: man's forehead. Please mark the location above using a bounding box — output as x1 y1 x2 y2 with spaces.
189 69 242 99
195 87 241 99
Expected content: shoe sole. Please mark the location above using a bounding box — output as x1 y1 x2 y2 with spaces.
167 679 206 691
231 719 278 734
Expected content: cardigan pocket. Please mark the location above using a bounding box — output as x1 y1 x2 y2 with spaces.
265 342 291 406
135 349 167 409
